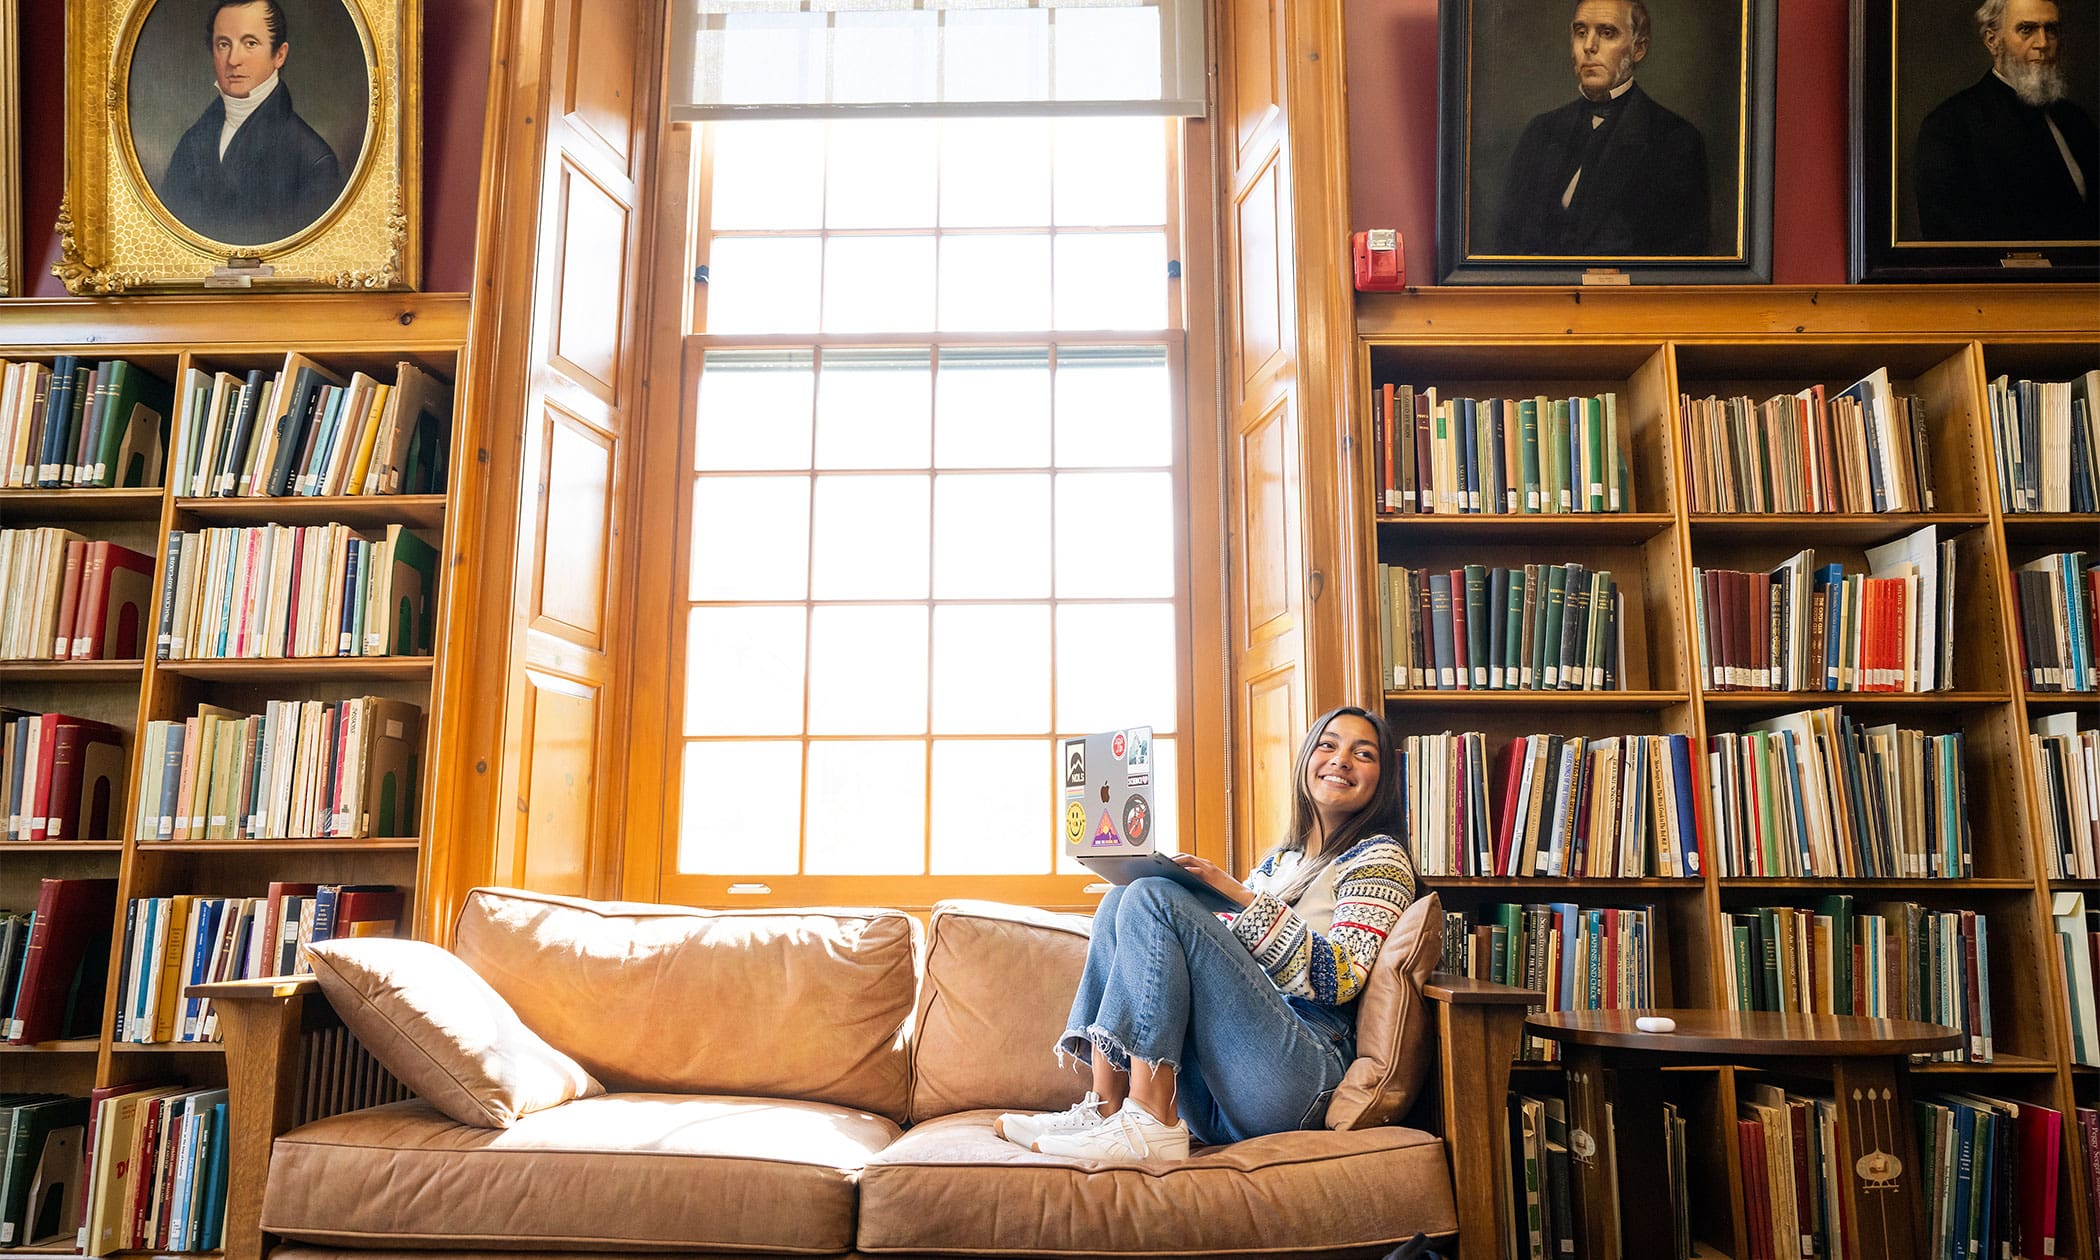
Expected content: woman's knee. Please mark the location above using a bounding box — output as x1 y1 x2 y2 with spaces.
1116 875 1204 927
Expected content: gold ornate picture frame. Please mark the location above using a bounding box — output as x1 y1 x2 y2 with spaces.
56 0 420 293
1 0 20 297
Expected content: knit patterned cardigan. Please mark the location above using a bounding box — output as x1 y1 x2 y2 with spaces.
1226 834 1418 1005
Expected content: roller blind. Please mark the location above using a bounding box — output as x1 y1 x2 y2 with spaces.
667 1 1208 119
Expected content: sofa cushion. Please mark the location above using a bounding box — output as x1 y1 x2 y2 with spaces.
1326 890 1443 1130
306 937 603 1129
910 899 1093 1123
452 887 920 1122
262 1094 901 1254
858 1111 1456 1256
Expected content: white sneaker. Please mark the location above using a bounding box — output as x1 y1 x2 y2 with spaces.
994 1092 1111 1148
1033 1099 1191 1161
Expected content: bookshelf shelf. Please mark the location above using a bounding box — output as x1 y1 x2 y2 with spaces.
0 487 167 521
1373 512 1676 543
1909 1054 2059 1075
1425 876 1706 890
1685 511 1991 543
0 1039 100 1054
1999 512 2100 547
1715 877 2036 892
156 656 437 681
133 839 422 853
1378 688 1689 709
109 1042 224 1054
174 493 447 530
0 840 122 853
1698 689 2012 709
0 660 146 681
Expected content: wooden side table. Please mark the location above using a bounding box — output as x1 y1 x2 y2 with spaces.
1525 1009 1963 1260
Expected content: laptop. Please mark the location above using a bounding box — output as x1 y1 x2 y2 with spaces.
1061 726 1233 907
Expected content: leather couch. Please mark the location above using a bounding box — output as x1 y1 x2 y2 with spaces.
205 886 1535 1260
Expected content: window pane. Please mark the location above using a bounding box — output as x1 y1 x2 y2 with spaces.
939 235 1051 332
678 740 802 874
1055 602 1176 734
1054 473 1173 598
1053 118 1167 227
1054 348 1172 467
696 350 814 472
932 605 1049 733
934 473 1049 598
1056 736 1176 875
826 119 938 228
941 10 1050 103
807 605 928 735
805 740 926 874
1054 233 1167 331
931 740 1053 874
1052 8 1161 102
709 13 826 107
708 121 825 230
685 607 806 736
825 236 936 333
830 11 938 105
934 349 1050 469
810 474 929 598
816 349 931 470
690 476 810 600
939 118 1051 226
707 236 822 334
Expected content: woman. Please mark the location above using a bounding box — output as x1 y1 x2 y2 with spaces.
997 705 1417 1160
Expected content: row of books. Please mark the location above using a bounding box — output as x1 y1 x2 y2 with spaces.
2 879 116 1045
5 711 124 843
80 1084 229 1255
1693 528 1954 694
1988 372 2098 514
135 697 422 842
1721 899 1993 1062
2034 715 2100 881
168 356 451 500
2055 891 2100 1067
0 1094 89 1247
1438 902 1654 1062
1734 1086 2060 1260
0 530 153 661
1397 731 1703 878
1681 368 1936 514
156 522 439 661
0 357 172 490
1505 1092 1696 1260
114 884 403 1044
1371 385 1634 516
1705 707 1972 880
2012 550 2098 692
1375 562 1626 692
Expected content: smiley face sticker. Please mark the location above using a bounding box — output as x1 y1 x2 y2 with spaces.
1065 801 1087 846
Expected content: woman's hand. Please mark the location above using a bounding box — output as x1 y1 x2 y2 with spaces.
1170 853 1255 910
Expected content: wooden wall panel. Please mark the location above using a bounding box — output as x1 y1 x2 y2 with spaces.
518 672 598 894
536 409 613 640
1230 0 1279 160
566 1 637 162
1240 398 1295 634
553 163 630 399
1233 157 1285 386
1245 667 1298 861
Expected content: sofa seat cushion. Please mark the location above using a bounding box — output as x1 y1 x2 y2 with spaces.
856 1111 1456 1257
263 1095 902 1254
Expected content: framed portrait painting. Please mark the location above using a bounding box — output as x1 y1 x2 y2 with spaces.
1 0 19 297
1437 0 1776 284
55 0 420 293
1850 0 2099 281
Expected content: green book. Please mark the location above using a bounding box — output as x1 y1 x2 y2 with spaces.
1755 907 1784 1011
1504 568 1527 688
1539 565 1567 689
1519 397 1543 512
1812 894 1856 1015
1519 564 1541 688
1463 564 1491 688
1585 395 1607 512
1546 399 1571 512
1603 391 1626 512
1729 920 1756 1010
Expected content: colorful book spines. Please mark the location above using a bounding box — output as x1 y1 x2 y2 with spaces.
1375 562 1622 692
1370 387 1630 516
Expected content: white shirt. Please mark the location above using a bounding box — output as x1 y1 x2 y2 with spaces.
218 71 282 160
1245 850 1339 936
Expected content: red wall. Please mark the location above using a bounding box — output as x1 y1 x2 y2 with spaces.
20 0 493 297
1344 0 1849 285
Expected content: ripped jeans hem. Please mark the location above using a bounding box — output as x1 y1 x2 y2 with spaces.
1054 1023 1181 1076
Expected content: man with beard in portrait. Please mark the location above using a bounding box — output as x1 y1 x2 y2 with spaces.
1916 0 2098 241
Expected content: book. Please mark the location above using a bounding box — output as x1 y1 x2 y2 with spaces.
6 879 118 1045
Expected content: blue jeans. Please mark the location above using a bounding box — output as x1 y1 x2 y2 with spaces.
1057 877 1356 1145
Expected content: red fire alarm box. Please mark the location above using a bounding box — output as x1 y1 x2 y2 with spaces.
1352 229 1404 292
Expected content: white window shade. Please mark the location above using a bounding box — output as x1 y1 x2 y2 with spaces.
668 1 1208 119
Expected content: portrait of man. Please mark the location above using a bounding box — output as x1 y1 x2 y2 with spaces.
125 0 372 250
1914 0 2099 242
1493 1 1710 256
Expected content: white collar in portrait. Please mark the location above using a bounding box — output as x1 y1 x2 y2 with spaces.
218 71 283 158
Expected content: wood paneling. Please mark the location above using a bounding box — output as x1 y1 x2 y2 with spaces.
535 408 614 639
553 162 631 399
1233 157 1286 386
518 671 598 894
1230 0 1279 161
566 0 638 163
1240 397 1296 634
1244 666 1299 857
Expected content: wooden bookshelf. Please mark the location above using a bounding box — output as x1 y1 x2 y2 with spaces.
1353 287 2099 1260
0 293 474 1252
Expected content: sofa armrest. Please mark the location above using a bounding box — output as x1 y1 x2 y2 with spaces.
1422 972 1540 1260
190 976 324 1260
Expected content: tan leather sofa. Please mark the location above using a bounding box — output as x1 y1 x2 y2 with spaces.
205 887 1535 1260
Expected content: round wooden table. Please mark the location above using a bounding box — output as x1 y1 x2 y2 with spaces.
1525 1009 1963 1260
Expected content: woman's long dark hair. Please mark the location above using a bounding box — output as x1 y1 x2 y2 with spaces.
1266 705 1405 904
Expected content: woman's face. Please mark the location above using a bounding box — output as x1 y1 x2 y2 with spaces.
1304 714 1383 830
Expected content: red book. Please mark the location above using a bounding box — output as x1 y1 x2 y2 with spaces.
2079 1108 2100 1256
7 876 119 1044
1448 569 1470 690
2016 1101 2063 1259
51 538 87 658
1784 1099 1815 1258
1378 383 1396 511
71 541 154 660
334 886 406 938
1493 735 1528 877
262 882 319 975
69 541 109 660
41 716 122 842
1960 909 1984 1059
1601 907 1620 1009
1701 569 1725 689
1737 1117 1773 1260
